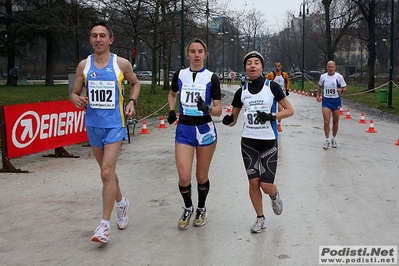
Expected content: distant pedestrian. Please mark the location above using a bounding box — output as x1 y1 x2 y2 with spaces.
227 69 232 86
266 61 290 132
231 70 235 85
222 51 294 233
317 60 347 149
219 71 224 87
240 73 246 86
167 38 222 230
70 22 140 244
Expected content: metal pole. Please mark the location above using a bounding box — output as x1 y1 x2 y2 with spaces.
222 35 225 74
360 41 363 78
206 0 209 69
181 0 185 69
388 0 394 108
236 35 239 73
301 0 305 92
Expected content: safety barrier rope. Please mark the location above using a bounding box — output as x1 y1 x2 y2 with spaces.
289 74 399 97
345 82 389 96
135 78 398 124
136 102 169 123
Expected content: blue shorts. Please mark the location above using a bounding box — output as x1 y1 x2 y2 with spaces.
322 97 341 111
86 126 128 149
175 121 217 146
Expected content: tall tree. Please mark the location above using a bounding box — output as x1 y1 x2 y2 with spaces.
353 0 389 91
313 0 361 63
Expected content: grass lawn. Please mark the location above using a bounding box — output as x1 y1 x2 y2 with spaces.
0 79 398 118
0 83 171 120
290 79 399 117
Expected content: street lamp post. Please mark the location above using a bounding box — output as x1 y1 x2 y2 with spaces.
388 0 394 108
206 0 209 69
298 1 309 92
300 0 308 93
181 0 185 69
218 31 228 73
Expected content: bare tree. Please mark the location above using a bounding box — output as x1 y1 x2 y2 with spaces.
319 0 360 61
353 0 389 91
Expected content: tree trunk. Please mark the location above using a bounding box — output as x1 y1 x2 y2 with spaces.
6 0 16 86
367 1 376 92
45 32 55 86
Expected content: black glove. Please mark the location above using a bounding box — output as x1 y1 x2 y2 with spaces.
254 110 276 123
285 90 289 96
197 96 212 114
167 110 177 124
222 115 234 125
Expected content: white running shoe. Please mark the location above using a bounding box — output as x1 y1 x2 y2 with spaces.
331 139 338 148
116 198 129 230
271 190 283 215
91 223 110 243
251 217 266 233
323 140 330 150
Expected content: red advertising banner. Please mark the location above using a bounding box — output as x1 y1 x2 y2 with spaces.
3 100 88 159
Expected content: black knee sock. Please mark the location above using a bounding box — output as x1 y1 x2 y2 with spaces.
178 183 192 208
197 180 210 209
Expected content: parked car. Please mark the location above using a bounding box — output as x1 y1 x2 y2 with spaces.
137 71 152 80
308 71 321 79
290 72 313 80
349 72 367 78
377 73 389 79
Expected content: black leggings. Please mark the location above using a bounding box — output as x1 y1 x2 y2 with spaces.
241 137 278 183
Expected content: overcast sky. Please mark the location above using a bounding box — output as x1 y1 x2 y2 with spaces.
227 0 303 32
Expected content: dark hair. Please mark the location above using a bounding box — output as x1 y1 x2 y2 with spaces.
185 38 208 55
89 22 114 38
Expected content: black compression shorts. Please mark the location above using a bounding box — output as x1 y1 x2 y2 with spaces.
241 137 278 183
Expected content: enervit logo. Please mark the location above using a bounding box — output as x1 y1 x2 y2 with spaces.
11 110 85 149
12 111 40 148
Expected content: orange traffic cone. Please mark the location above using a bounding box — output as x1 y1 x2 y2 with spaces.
226 103 232 113
175 113 180 125
139 120 150 134
311 92 314 97
293 89 297 93
339 107 344 116
277 124 283 132
395 139 399 146
345 109 352 119
366 120 377 133
305 92 308 96
358 112 367 124
158 116 167 129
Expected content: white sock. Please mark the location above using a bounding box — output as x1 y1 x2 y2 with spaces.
100 219 110 228
116 197 126 207
326 138 330 142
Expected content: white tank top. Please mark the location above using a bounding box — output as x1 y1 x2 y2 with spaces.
240 81 278 140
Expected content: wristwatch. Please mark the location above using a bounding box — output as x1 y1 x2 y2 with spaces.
129 98 137 106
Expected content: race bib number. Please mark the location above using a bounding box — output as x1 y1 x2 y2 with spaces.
323 83 337 97
88 80 116 109
245 105 272 127
181 83 206 108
